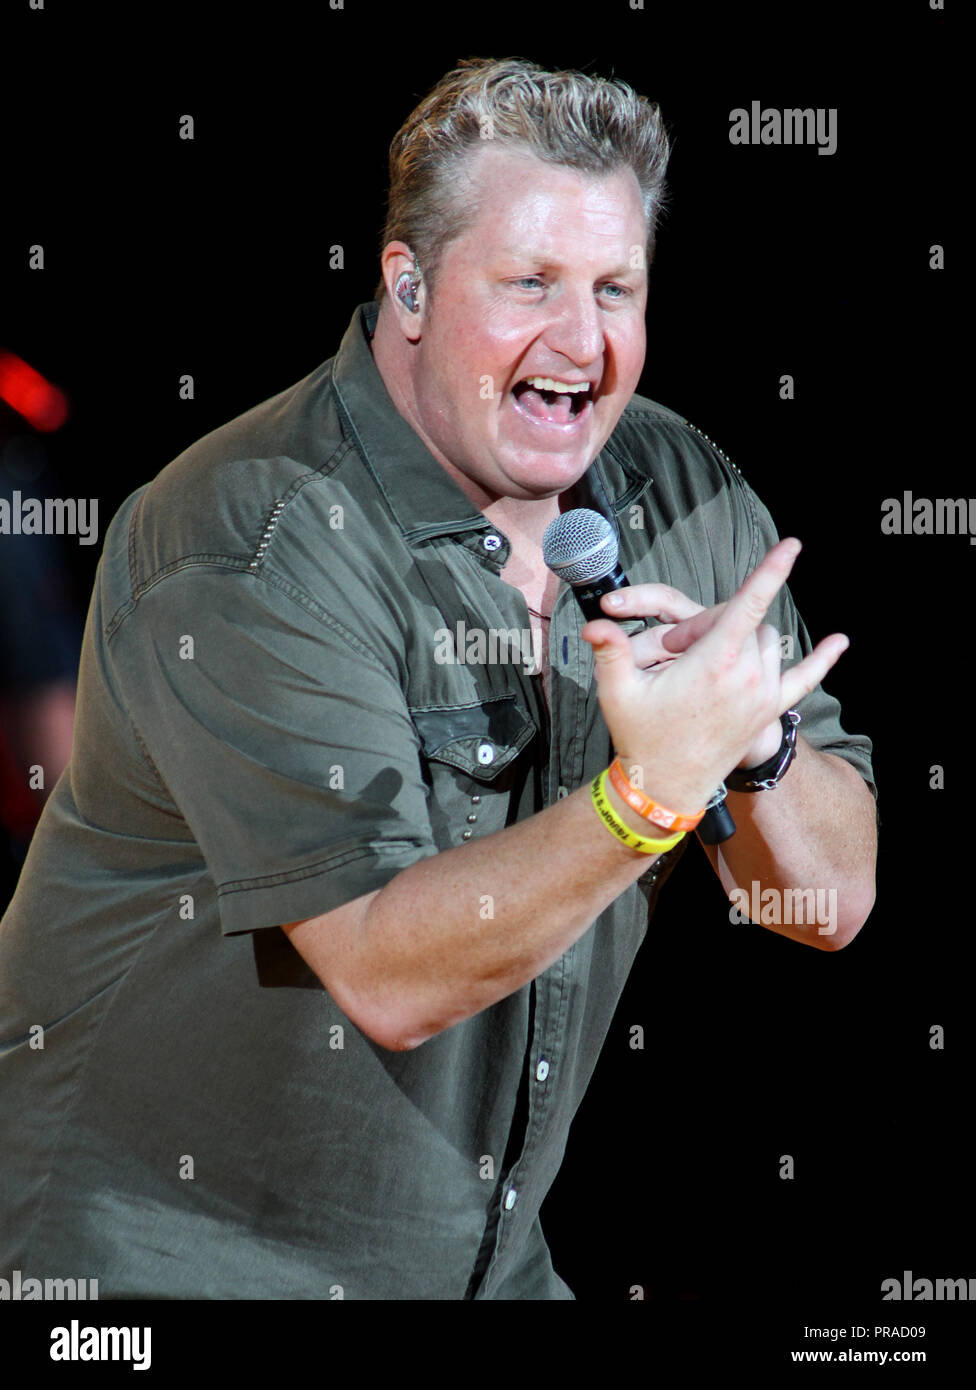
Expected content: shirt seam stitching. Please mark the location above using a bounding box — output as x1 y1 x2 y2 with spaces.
217 839 428 895
247 440 357 576
110 440 357 635
105 560 390 668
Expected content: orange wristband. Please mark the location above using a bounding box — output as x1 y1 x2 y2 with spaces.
607 757 706 833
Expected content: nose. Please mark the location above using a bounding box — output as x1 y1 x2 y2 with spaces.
542 283 604 374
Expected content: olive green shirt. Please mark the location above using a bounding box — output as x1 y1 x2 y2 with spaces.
0 302 875 1299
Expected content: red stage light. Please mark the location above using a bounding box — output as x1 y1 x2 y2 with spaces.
0 350 70 432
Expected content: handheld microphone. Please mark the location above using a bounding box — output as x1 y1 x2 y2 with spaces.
542 508 736 845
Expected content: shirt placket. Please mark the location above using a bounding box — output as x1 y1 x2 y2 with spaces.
482 581 590 1292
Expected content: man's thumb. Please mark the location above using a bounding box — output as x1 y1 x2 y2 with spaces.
582 620 631 668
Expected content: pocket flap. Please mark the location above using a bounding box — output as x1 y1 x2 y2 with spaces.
410 694 536 781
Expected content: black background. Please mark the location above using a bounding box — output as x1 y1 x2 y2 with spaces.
1 0 968 1361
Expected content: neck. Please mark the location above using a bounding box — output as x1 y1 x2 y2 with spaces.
482 492 562 553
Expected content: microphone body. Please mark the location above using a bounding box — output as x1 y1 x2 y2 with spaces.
566 560 632 623
697 789 737 845
542 508 736 845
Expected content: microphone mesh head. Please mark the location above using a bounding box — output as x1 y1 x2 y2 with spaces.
542 509 619 584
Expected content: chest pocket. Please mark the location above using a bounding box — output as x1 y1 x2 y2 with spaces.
410 693 538 850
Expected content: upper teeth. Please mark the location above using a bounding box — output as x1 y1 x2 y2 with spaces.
524 376 590 394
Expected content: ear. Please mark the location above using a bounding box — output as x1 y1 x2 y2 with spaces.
379 241 424 342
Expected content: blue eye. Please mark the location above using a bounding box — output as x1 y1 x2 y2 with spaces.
509 277 631 297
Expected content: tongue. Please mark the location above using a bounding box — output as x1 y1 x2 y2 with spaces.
516 387 575 423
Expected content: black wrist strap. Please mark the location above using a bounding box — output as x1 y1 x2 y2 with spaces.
726 710 801 792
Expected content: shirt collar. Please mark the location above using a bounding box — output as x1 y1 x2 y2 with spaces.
330 300 639 544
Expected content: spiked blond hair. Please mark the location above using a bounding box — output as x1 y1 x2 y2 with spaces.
374 56 671 302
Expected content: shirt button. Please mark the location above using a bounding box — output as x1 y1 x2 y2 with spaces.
536 1058 550 1082
482 534 503 553
504 1188 518 1210
477 742 495 765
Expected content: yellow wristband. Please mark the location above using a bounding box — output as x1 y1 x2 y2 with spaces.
591 771 687 855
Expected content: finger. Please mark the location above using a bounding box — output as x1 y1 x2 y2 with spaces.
581 619 637 671
756 621 783 694
660 602 728 654
600 582 705 625
779 633 849 711
756 622 782 672
629 623 677 667
703 538 802 657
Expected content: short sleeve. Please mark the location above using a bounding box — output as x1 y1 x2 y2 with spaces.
111 567 438 935
728 468 878 805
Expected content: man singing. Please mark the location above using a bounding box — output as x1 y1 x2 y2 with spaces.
0 57 877 1300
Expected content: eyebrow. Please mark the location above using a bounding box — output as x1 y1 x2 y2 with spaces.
499 253 644 277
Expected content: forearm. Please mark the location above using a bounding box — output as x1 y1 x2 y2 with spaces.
705 734 878 948
351 776 660 1049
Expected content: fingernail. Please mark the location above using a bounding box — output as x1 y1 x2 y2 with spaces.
605 593 623 607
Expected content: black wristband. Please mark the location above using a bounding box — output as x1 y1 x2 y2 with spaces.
726 710 801 792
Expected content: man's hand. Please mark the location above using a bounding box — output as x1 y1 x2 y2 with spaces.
581 538 850 811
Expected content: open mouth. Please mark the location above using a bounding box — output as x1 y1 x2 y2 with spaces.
511 375 594 427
